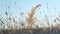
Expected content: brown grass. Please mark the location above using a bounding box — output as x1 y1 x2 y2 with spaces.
27 4 41 29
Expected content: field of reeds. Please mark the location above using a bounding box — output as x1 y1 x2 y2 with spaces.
0 4 60 34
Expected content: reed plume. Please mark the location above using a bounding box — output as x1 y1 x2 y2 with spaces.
27 4 41 29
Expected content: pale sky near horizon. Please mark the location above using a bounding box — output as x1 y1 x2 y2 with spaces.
0 0 60 27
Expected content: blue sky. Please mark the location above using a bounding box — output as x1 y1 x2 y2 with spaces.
0 0 60 16
0 0 60 26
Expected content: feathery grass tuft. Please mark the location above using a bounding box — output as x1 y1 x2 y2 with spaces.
27 4 41 29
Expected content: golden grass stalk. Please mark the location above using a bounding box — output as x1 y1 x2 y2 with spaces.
27 4 41 29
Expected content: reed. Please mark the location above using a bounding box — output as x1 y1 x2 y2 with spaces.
27 4 41 29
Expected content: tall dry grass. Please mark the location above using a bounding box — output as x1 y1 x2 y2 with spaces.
27 4 41 29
